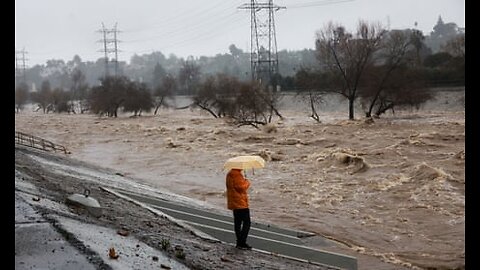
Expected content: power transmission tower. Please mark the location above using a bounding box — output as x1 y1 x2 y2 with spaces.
239 0 285 87
97 23 121 77
15 48 28 84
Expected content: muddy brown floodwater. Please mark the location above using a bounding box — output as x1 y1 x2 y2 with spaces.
15 90 465 270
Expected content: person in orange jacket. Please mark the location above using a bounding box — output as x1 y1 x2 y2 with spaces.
226 168 252 250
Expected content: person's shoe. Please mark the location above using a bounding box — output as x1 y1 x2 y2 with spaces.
242 243 252 250
236 243 252 250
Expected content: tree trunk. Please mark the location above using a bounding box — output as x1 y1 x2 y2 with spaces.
270 105 283 120
196 103 218 118
309 93 320 122
375 101 394 117
348 97 355 120
367 94 379 118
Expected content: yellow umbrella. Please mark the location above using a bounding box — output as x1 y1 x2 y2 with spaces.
223 155 266 171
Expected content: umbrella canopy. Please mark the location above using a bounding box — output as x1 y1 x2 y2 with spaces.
223 155 266 171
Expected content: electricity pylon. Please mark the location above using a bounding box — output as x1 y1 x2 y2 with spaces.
239 0 285 86
15 48 28 84
97 23 121 77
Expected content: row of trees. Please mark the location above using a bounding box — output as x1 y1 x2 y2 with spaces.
15 72 283 128
16 19 464 125
16 45 316 92
193 74 283 127
15 74 172 117
293 20 464 120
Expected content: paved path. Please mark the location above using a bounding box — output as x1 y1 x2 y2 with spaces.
114 188 358 270
15 192 98 270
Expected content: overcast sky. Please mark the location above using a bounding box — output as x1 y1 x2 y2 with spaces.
15 0 465 66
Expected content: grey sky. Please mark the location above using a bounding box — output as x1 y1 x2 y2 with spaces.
15 0 465 66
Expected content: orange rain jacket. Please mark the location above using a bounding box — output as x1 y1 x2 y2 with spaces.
226 169 251 210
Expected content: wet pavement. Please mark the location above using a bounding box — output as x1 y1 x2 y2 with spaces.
15 174 189 270
109 187 358 270
15 192 97 270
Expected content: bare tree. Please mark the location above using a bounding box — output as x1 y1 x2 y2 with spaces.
70 68 89 114
15 82 29 113
294 67 325 122
213 74 244 118
193 74 239 118
153 74 176 115
193 75 222 118
178 59 200 95
233 81 273 128
193 74 280 128
362 64 431 117
51 88 72 113
88 76 129 117
315 20 386 119
362 30 416 117
151 62 167 89
254 84 284 123
123 81 153 116
31 80 54 113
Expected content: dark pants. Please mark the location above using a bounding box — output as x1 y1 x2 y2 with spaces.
233 208 251 246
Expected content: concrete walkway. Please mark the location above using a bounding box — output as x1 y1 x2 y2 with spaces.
15 192 97 270
111 188 358 270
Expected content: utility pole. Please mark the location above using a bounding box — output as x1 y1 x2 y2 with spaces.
15 48 28 85
239 0 285 87
97 23 121 78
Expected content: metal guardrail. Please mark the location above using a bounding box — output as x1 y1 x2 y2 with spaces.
15 131 68 154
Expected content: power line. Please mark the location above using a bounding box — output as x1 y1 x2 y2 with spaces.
121 6 249 56
123 11 245 48
153 13 248 54
122 0 233 34
285 0 354 9
123 2 242 44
